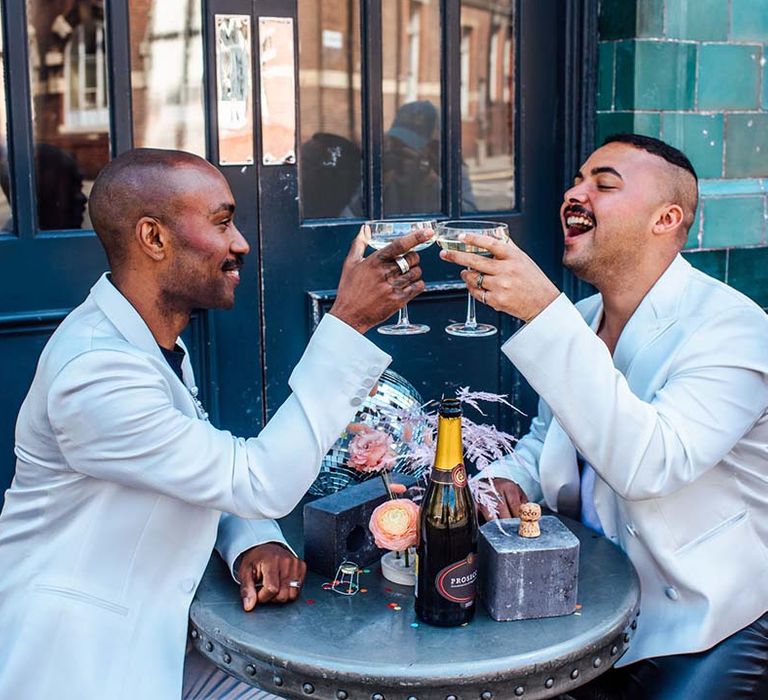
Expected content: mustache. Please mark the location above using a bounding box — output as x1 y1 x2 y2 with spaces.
221 255 245 272
563 204 594 219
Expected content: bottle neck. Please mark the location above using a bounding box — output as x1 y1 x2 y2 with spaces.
433 415 463 471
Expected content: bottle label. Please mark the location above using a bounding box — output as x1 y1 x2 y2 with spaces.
435 553 478 606
432 463 467 488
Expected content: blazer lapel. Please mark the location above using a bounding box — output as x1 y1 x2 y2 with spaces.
88 274 200 416
612 255 689 377
89 274 167 360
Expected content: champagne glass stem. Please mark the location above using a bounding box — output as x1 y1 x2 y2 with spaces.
396 304 411 328
464 267 478 329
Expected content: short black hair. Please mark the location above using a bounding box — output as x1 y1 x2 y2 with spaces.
602 133 698 182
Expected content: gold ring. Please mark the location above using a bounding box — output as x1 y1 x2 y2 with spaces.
475 272 485 290
394 256 410 275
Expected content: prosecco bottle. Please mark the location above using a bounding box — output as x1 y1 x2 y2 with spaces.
415 397 478 626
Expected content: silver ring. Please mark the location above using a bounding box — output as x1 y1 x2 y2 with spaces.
288 580 301 589
394 256 410 275
481 290 488 305
475 272 485 290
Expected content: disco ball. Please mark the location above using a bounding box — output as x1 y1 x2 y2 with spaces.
309 369 427 496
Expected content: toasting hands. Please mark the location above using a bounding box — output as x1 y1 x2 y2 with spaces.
329 227 431 334
237 542 307 611
439 233 560 323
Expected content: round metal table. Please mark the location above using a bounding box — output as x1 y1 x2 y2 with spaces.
190 516 640 700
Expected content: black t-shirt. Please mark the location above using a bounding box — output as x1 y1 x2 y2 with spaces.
159 344 186 382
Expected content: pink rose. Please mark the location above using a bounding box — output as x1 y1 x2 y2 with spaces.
348 427 396 473
369 498 420 551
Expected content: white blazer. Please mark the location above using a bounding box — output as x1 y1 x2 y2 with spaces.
0 274 390 699
488 255 768 665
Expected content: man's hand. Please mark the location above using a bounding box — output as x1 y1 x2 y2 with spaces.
237 543 307 612
329 226 430 334
439 233 560 323
478 478 529 521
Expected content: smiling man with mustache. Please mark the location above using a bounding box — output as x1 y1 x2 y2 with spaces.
0 149 429 700
441 134 768 699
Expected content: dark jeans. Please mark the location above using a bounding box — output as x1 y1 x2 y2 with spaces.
570 610 768 700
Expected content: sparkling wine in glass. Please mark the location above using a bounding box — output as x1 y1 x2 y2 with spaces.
364 219 436 335
436 220 510 337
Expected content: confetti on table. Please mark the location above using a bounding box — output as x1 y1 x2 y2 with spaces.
387 603 398 609
394 606 402 611
360 588 368 594
384 587 393 593
575 604 583 610
306 599 316 605
574 612 582 616
363 569 371 574
410 623 419 628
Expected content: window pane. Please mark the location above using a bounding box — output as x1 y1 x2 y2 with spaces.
0 1 11 233
27 0 110 230
460 1 515 212
131 0 205 156
298 0 364 220
381 0 442 218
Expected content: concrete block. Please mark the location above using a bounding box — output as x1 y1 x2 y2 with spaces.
303 476 416 579
478 516 580 621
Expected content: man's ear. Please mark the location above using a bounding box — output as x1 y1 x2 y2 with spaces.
652 204 684 238
135 216 168 261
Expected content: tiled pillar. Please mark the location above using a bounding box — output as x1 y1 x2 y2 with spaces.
597 0 768 309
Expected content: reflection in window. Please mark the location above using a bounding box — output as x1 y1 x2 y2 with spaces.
27 0 109 230
297 0 364 220
65 18 108 129
460 1 515 212
131 0 205 156
382 0 443 217
0 2 11 232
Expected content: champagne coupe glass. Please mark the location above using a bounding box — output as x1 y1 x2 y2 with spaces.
436 220 510 337
364 219 436 335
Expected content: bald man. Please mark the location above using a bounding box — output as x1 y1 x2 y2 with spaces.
442 134 768 699
0 149 429 700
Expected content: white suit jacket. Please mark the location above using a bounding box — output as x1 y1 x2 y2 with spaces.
488 255 768 665
0 274 390 699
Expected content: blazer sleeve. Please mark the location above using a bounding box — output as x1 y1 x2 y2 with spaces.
215 513 296 581
501 293 768 501
480 400 549 503
47 314 390 518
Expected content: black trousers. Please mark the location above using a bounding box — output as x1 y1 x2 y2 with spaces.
569 610 768 700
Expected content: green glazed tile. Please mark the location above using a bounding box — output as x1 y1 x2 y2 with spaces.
615 41 696 110
731 0 768 41
701 196 765 248
698 44 761 110
682 249 727 280
636 0 664 37
599 0 637 40
727 247 768 310
763 58 768 110
633 112 662 137
684 205 703 249
595 112 661 146
662 113 724 179
666 0 729 40
725 114 768 178
597 42 615 111
699 179 764 196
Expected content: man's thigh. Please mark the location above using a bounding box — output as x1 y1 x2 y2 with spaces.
183 648 286 700
570 611 768 700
